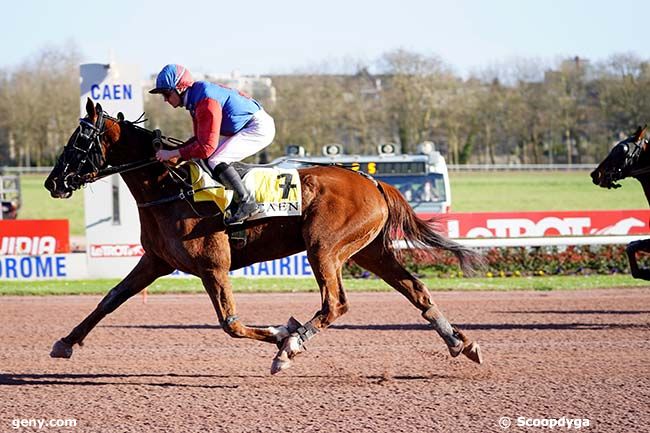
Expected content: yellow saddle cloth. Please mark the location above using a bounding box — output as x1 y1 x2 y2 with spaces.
189 163 302 220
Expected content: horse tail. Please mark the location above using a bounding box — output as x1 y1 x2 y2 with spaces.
377 181 483 275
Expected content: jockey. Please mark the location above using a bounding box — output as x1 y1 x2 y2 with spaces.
149 64 275 225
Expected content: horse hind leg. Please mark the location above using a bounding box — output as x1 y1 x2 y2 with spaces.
351 239 482 365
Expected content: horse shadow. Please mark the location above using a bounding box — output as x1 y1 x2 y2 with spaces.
0 372 241 389
0 372 448 387
501 309 650 315
101 318 649 332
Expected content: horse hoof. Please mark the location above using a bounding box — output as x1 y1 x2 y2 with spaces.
50 339 73 359
462 341 483 364
270 356 292 375
447 341 464 358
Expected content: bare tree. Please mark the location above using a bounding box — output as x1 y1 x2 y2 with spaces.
0 43 81 165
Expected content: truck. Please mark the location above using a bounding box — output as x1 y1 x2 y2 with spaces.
274 141 451 214
0 174 21 219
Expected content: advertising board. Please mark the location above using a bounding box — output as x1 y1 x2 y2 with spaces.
440 210 650 239
0 220 70 255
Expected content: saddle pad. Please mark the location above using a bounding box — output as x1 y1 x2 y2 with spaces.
243 167 302 220
189 164 302 219
189 163 233 212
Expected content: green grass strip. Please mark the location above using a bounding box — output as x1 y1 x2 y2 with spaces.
0 274 647 296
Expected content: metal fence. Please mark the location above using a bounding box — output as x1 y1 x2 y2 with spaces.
2 164 599 174
0 166 53 175
448 164 596 171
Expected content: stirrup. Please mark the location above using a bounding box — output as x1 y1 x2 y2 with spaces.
224 197 260 225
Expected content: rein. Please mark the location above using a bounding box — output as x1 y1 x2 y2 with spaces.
629 165 650 177
83 157 158 183
136 161 223 218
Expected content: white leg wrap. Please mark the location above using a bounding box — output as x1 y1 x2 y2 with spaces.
267 325 290 342
422 307 461 347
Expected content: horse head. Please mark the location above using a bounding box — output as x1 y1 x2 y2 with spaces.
591 125 649 189
44 98 135 198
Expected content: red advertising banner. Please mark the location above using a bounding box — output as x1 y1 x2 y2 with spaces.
0 220 70 255
420 210 650 239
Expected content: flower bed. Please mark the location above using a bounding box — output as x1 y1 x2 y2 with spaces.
344 245 650 278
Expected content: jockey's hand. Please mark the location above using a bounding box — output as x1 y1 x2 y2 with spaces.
156 149 181 163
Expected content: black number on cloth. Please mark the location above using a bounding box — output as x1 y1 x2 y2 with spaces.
277 173 297 199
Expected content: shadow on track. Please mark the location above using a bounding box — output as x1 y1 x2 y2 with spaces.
101 321 649 332
0 373 239 389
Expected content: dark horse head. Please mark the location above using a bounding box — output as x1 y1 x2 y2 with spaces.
591 126 649 189
44 98 147 198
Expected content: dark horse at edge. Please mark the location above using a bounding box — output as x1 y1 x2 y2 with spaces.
45 99 483 374
591 125 650 280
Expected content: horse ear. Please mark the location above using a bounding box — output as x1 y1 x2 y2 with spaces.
117 112 125 122
85 97 95 118
95 102 103 115
632 125 647 142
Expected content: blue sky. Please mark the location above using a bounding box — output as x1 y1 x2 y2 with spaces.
3 0 647 77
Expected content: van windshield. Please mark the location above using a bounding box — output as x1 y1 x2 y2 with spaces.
376 174 447 209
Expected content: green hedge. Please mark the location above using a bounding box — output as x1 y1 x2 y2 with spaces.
345 245 650 278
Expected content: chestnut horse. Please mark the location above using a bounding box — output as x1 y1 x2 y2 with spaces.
45 99 483 374
591 125 650 280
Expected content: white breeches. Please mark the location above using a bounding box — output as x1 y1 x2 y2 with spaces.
206 109 275 168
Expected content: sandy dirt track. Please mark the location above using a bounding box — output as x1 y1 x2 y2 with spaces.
1 288 649 432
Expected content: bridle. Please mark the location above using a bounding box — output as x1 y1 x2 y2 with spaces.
627 138 650 177
61 111 157 190
598 136 649 189
60 113 108 190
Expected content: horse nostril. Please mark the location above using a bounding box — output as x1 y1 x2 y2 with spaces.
44 177 56 191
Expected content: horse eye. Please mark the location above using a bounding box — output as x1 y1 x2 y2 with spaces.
621 144 628 153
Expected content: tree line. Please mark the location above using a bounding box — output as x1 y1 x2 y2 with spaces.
1 46 648 166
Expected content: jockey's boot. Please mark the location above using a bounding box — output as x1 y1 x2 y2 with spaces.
213 163 260 225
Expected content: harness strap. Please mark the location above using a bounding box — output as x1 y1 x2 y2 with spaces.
136 186 221 208
629 165 650 177
137 188 195 208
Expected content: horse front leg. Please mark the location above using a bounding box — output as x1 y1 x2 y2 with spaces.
50 254 174 358
271 261 349 375
626 239 650 280
201 271 287 345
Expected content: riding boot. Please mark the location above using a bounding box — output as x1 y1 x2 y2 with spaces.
213 163 260 225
